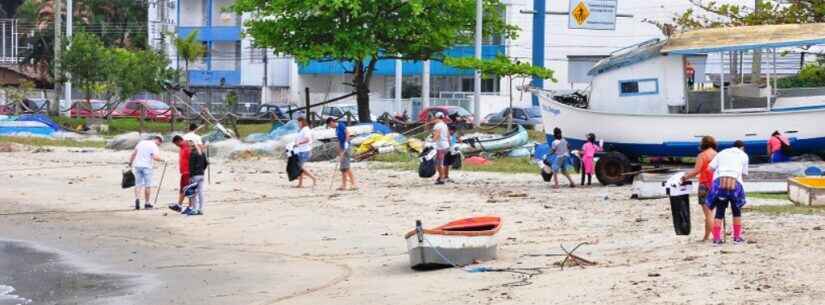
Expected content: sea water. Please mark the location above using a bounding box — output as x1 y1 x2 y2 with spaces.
0 285 31 305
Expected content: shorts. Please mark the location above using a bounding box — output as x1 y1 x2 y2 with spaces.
297 151 311 168
134 167 153 187
179 174 191 193
339 148 351 172
436 149 448 167
552 155 570 174
697 184 709 206
713 198 742 219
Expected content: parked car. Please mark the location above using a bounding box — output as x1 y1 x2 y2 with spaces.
321 104 377 121
113 99 176 121
21 98 50 113
484 107 543 127
417 106 474 127
257 104 305 121
69 100 110 118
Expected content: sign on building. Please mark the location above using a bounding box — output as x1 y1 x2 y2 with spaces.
568 0 617 31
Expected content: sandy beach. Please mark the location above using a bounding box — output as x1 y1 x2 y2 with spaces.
2 146 825 305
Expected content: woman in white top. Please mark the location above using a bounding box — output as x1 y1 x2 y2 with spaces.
293 117 317 187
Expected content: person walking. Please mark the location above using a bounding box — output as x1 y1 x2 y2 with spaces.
128 135 164 210
186 143 208 216
327 117 357 190
580 133 602 186
706 140 750 245
550 128 575 188
432 113 450 185
294 117 317 188
767 130 790 163
682 136 718 241
168 135 191 212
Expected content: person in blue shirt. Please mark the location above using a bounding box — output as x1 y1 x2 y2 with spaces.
327 118 358 191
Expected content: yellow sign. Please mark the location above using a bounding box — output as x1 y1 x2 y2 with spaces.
572 1 590 26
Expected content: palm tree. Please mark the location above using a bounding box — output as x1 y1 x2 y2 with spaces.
174 30 205 88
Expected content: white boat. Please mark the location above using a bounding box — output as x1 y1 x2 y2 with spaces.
457 125 529 154
404 216 501 270
536 24 825 185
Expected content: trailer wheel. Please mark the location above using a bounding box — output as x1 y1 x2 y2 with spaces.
595 152 631 186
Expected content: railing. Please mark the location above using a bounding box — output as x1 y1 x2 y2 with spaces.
1 19 21 64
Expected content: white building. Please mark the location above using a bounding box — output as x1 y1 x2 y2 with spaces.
150 0 779 118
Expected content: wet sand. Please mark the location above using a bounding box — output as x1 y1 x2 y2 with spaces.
2 146 825 305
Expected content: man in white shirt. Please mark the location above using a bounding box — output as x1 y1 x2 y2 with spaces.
129 136 165 210
707 140 749 245
432 112 450 185
183 123 204 150
293 117 317 187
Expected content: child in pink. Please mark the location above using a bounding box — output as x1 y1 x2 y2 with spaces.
581 133 602 186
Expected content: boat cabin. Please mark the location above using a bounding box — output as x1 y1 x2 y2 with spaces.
579 23 825 115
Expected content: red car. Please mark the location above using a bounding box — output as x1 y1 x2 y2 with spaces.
417 106 474 126
69 100 110 118
113 99 176 121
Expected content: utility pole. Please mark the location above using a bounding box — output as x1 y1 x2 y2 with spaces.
64 0 73 107
473 0 482 127
262 48 268 104
51 0 63 116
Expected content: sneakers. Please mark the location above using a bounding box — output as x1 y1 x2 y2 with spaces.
434 179 445 185
712 239 724 246
733 237 746 245
168 204 182 212
181 207 192 215
134 199 140 210
144 204 154 210
184 209 202 216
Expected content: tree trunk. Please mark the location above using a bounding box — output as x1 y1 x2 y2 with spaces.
353 58 378 123
507 76 513 131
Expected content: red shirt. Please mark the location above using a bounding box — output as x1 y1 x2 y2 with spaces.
768 135 788 153
179 145 191 175
696 149 717 188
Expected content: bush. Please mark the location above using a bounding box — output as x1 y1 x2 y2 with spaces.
778 63 825 88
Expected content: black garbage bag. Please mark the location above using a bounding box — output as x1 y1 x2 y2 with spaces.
286 153 301 181
121 169 135 189
445 150 462 170
418 147 437 178
540 167 553 182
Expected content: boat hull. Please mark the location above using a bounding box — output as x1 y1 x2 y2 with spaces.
458 126 529 154
536 91 825 158
405 233 497 270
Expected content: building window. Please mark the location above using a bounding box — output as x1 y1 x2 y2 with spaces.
619 79 658 96
461 77 498 93
210 41 241 71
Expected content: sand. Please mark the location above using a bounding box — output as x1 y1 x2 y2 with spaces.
1 146 825 305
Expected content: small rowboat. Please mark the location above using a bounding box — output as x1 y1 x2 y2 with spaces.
788 177 825 206
458 125 528 154
404 216 501 270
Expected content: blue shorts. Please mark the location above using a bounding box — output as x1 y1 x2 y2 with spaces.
134 167 153 187
770 151 789 163
297 151 311 168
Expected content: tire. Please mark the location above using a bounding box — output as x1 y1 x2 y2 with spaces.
595 152 631 186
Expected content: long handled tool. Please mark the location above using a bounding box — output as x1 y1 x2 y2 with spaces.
153 162 168 207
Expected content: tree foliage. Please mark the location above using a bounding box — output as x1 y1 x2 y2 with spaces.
60 32 114 103
673 0 825 30
232 0 517 122
174 31 206 87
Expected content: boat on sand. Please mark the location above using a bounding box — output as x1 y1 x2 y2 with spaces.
458 125 528 154
404 216 501 270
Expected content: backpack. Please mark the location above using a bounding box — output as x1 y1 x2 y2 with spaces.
777 136 792 155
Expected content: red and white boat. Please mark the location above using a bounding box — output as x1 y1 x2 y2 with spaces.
404 216 501 270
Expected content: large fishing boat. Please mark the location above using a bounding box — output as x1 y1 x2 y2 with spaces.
536 23 825 185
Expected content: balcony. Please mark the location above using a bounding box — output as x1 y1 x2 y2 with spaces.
299 44 505 76
177 26 241 42
188 70 241 87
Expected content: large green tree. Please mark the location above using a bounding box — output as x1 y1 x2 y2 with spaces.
60 32 114 117
232 0 517 122
446 55 555 130
675 0 825 30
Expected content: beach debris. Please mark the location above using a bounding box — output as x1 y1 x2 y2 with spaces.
0 143 21 152
648 272 661 277
814 226 823 231
465 156 490 166
105 132 161 150
32 147 52 153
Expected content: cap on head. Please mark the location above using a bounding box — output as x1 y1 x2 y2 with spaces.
325 117 336 126
435 112 445 119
